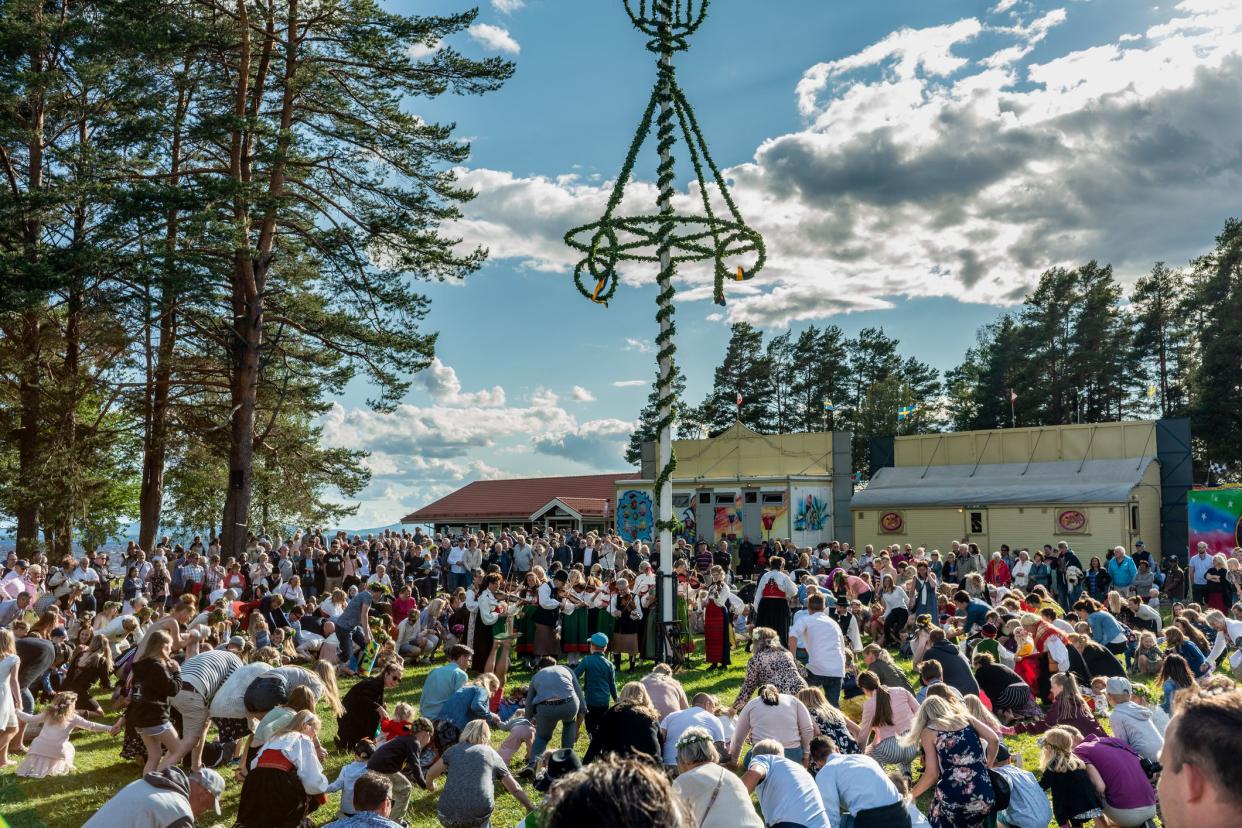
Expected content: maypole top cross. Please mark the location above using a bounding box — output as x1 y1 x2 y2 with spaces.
563 0 765 307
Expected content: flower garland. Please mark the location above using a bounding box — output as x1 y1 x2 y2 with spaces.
563 0 765 534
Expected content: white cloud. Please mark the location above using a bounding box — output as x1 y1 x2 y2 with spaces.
321 357 640 521
445 0 1242 327
491 0 524 13
611 380 647 388
416 357 506 407
468 23 520 54
624 337 654 353
409 40 442 60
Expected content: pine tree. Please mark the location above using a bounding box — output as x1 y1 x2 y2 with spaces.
1130 262 1192 417
765 331 795 434
698 323 772 435
789 325 849 432
625 361 687 465
1188 218 1242 477
945 315 1025 430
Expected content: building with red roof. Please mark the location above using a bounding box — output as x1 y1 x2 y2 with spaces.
400 472 641 533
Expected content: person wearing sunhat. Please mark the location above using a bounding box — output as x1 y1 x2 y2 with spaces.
574 632 618 735
514 748 583 828
82 766 226 828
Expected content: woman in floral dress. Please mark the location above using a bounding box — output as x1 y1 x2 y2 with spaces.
904 695 999 828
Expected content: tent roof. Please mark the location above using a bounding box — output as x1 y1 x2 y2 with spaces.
850 457 1156 509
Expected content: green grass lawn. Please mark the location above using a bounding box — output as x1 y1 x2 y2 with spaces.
0 645 1167 828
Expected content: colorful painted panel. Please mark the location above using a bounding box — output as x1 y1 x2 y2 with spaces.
713 494 743 541
878 510 905 534
673 493 697 542
1055 508 1089 535
1189 487 1242 556
616 489 654 542
791 485 833 546
760 492 789 540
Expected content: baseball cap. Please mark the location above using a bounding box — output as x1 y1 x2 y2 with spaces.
189 767 226 814
1105 676 1132 695
589 632 609 648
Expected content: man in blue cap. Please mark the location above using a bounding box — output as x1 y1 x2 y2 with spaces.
575 632 618 735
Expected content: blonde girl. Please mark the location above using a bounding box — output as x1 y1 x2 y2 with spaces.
312 659 344 716
0 629 20 766
15 691 119 777
127 629 182 773
1038 726 1103 826
903 695 1000 813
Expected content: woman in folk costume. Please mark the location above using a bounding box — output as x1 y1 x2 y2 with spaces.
585 574 614 643
1015 612 1071 702
476 572 515 678
534 570 567 658
465 570 493 674
559 569 590 664
703 565 733 670
609 576 644 671
753 555 798 644
633 561 657 658
515 569 541 665
235 710 331 828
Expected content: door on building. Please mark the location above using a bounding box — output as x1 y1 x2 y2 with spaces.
964 508 989 553
742 489 761 544
696 490 714 543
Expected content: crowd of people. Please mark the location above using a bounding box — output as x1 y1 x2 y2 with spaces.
1 526 1241 828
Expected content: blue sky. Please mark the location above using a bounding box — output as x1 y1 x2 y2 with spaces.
322 0 1242 526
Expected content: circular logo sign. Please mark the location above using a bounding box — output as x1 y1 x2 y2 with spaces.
1058 509 1087 532
880 511 904 532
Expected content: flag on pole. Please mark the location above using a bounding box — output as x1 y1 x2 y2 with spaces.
897 404 915 421
1147 385 1157 399
736 391 743 414
822 399 835 412
1009 389 1018 404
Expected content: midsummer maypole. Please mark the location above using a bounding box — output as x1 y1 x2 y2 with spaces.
564 0 765 657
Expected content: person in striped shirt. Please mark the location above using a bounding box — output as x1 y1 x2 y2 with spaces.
160 649 242 771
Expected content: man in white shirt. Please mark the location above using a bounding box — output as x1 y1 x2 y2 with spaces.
659 694 725 769
1189 542 1214 605
789 594 846 706
810 737 906 828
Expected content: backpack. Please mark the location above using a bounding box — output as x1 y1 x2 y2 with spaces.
988 768 1011 813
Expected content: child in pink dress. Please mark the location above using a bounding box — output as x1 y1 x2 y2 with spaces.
15 691 120 777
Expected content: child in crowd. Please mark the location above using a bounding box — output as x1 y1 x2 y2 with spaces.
1086 677 1110 714
992 747 1054 828
379 701 416 744
15 691 120 777
715 697 736 743
326 738 376 818
733 603 752 644
1133 632 1163 675
1037 726 1103 828
887 771 931 828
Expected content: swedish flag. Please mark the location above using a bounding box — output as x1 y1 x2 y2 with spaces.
822 399 834 412
897 404 916 421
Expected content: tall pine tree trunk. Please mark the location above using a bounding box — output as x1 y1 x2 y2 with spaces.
15 323 41 557
138 75 191 552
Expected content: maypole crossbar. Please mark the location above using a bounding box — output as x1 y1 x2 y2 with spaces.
564 0 765 661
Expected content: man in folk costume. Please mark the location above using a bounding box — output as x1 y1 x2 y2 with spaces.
465 569 492 674
534 570 568 659
609 576 644 671
1017 612 1071 702
753 556 797 644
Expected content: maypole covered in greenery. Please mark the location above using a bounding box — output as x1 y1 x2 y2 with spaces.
564 0 765 649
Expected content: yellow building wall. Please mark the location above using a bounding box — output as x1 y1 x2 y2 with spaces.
853 502 1141 557
671 422 835 480
893 421 1158 469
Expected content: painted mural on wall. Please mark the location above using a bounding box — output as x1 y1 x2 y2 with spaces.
790 485 833 546
760 493 789 540
713 494 743 541
673 493 697 542
616 489 654 542
1189 486 1242 556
